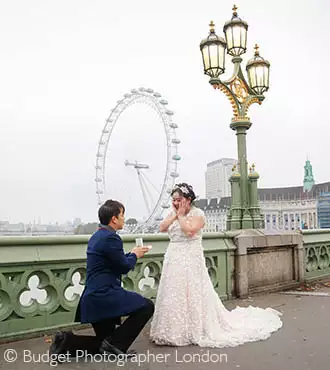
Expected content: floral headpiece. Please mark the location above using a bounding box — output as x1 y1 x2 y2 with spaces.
175 185 189 194
172 183 196 200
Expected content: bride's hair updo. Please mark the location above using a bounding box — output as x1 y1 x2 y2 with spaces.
171 183 196 202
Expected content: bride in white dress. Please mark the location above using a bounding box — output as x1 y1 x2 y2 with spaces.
150 183 283 348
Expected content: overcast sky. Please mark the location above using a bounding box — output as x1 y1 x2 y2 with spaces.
0 0 329 224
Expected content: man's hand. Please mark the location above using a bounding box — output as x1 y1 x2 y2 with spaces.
130 246 152 258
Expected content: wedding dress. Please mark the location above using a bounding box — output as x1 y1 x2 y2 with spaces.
149 206 283 347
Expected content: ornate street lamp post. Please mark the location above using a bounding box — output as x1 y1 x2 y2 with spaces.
200 5 270 230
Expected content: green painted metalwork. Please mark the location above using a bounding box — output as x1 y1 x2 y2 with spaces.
216 61 265 231
200 10 269 231
248 164 264 228
303 230 330 280
2 231 330 341
205 56 266 231
0 234 235 340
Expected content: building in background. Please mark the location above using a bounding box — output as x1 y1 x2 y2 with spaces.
303 159 315 192
195 197 230 232
205 158 236 199
0 220 78 236
199 159 328 232
317 192 330 228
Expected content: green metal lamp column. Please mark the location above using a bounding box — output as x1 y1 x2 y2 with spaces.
199 6 271 231
206 57 267 231
228 164 241 230
230 120 253 229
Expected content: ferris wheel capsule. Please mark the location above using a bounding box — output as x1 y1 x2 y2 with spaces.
172 138 181 144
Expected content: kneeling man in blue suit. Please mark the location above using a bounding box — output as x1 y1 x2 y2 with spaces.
49 199 153 357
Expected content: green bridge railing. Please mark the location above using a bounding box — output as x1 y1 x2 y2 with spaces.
0 233 235 341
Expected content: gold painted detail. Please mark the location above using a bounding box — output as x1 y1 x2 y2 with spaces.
254 44 259 56
230 77 248 104
249 163 259 177
232 116 250 123
231 164 240 177
249 163 256 172
213 83 239 117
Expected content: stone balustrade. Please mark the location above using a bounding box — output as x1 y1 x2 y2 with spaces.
0 233 235 342
1 229 330 342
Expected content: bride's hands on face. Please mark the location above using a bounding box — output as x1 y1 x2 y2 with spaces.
176 200 185 217
177 198 189 217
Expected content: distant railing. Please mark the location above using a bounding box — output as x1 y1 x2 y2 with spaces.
302 229 330 280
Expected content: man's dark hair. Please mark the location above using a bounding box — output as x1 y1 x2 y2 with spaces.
98 199 125 225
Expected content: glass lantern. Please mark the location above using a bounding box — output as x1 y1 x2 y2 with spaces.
223 5 248 57
246 45 270 95
200 21 227 78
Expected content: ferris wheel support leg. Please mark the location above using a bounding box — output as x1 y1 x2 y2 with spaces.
137 171 151 215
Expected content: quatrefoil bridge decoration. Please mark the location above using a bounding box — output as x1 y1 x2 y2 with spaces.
306 247 318 272
17 271 58 317
64 271 85 301
205 255 218 287
138 266 155 291
0 273 12 321
319 246 330 270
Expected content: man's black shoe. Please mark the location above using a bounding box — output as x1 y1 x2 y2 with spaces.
126 349 138 358
49 331 72 363
99 339 125 356
49 331 71 356
100 339 138 359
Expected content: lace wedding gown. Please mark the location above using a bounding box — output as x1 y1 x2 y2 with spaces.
149 206 283 347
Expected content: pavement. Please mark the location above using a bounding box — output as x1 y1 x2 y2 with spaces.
1 283 330 370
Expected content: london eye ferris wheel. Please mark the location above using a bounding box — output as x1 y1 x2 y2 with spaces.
95 87 181 233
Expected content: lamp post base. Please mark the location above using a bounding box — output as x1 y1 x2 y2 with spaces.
242 209 253 229
227 208 261 230
226 128 264 231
